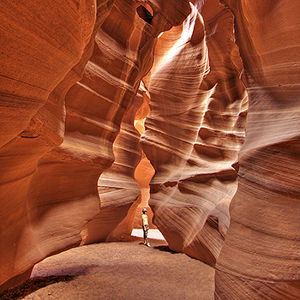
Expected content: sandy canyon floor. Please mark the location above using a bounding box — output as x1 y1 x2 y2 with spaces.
1 237 214 299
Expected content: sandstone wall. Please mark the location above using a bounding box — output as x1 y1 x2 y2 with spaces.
0 0 100 290
80 85 145 243
78 0 191 243
0 1 299 298
141 1 247 265
0 0 191 290
215 1 300 299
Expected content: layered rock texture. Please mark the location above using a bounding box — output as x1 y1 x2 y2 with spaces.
80 84 147 243
0 0 100 290
0 0 191 291
0 0 299 299
141 0 247 265
215 1 300 299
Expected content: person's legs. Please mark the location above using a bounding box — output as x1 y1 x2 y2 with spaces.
143 227 147 244
145 226 149 246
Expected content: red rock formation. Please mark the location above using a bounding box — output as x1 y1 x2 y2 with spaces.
0 0 191 291
80 0 191 243
25 0 161 257
132 93 156 230
80 85 145 244
141 1 247 265
0 0 100 290
215 1 300 299
2 1 298 298
132 151 156 229
0 0 96 148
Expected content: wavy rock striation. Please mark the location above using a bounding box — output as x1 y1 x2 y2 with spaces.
0 0 191 291
215 1 300 299
141 1 247 265
23 0 160 269
80 0 191 243
0 0 100 290
80 85 145 243
1 0 298 298
0 0 96 148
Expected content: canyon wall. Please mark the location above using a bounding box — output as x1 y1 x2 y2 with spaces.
215 0 300 299
0 0 299 298
80 84 145 243
78 0 191 243
0 0 100 289
141 0 247 265
0 0 191 290
141 1 299 298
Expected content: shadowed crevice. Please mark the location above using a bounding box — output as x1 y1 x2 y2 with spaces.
0 275 75 300
154 245 178 254
136 5 153 24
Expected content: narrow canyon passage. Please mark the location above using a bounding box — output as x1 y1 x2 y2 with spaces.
0 0 299 299
1 241 214 300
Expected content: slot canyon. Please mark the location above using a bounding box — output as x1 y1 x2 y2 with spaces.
0 0 299 299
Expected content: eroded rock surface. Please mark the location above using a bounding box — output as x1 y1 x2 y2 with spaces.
215 1 300 299
0 0 191 291
80 85 145 244
78 0 191 243
141 1 247 265
0 0 299 299
0 0 99 290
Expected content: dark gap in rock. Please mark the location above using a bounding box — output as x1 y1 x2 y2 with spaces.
136 5 153 24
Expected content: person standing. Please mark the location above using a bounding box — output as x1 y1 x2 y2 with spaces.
142 208 150 246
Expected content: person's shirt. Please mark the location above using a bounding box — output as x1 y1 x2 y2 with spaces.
142 214 148 226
